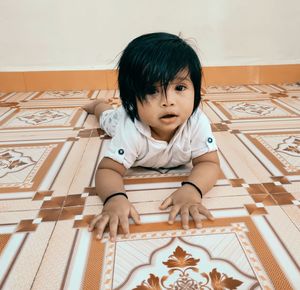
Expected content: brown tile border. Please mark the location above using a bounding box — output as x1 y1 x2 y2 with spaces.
0 64 299 92
0 234 11 254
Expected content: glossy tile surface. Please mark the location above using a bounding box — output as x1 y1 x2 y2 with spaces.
0 84 300 289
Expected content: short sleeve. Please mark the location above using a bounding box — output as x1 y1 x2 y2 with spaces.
103 113 141 169
190 109 218 159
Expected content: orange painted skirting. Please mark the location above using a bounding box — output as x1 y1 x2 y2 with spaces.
0 64 299 92
202 64 300 86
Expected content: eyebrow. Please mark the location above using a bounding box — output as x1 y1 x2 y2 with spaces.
171 76 192 83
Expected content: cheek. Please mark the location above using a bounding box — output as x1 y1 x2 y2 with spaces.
137 103 154 122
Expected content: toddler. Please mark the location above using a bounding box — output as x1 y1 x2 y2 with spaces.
84 32 220 241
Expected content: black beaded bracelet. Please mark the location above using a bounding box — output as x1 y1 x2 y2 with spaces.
103 192 128 206
181 181 203 199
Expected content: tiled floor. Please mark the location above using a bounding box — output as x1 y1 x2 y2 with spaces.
0 84 300 289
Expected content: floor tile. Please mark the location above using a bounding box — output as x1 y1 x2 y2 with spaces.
0 86 299 289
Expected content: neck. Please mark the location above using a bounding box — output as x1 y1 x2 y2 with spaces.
150 127 177 143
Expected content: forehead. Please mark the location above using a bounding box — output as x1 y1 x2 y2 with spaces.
171 69 192 82
153 69 192 86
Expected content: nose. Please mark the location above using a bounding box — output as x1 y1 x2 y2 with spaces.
160 91 175 107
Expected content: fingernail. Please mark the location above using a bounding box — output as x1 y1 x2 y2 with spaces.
168 221 173 225
96 234 101 240
183 225 189 230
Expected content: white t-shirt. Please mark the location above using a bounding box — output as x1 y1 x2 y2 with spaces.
100 106 217 169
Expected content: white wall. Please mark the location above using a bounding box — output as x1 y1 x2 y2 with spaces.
0 0 299 71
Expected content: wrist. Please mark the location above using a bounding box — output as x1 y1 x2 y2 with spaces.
181 181 203 199
103 192 128 206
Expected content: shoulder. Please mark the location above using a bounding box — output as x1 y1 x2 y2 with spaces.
188 108 211 131
104 107 145 169
116 107 143 141
191 107 209 121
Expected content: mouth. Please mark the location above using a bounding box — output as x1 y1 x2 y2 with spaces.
160 114 178 119
159 113 179 124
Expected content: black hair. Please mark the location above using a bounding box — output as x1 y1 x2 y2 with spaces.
118 32 202 121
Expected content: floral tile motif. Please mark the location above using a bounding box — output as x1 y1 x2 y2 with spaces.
31 90 98 100
203 85 259 95
120 239 254 289
0 107 84 130
130 243 247 290
240 131 300 176
0 140 73 193
207 99 299 121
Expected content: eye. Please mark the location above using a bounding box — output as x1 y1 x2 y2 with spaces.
175 85 186 91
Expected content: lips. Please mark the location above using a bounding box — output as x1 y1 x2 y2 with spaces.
160 113 178 119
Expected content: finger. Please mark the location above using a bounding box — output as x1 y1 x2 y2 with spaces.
180 206 190 229
89 214 102 231
130 205 141 224
95 215 109 240
168 205 180 225
109 216 119 242
198 205 215 221
190 206 203 228
119 215 130 238
159 196 173 210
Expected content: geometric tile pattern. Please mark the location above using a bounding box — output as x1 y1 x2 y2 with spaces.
0 84 300 289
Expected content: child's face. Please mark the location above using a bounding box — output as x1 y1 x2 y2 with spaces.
136 70 195 142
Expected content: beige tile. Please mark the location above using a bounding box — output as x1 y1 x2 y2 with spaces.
31 220 79 290
51 138 90 196
0 198 43 212
215 132 272 183
68 137 102 194
0 210 39 224
1 222 55 290
281 205 300 230
265 206 300 267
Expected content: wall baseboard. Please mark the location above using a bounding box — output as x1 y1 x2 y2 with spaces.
0 64 299 92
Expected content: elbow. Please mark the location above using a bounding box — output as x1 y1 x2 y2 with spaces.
97 157 127 177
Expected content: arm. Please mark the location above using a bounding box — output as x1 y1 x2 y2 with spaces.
89 157 140 241
95 157 126 201
186 150 220 195
160 151 220 229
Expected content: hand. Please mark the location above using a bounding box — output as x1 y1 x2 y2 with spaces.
159 185 214 229
89 195 141 242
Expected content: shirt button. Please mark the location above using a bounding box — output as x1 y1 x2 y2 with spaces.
208 137 213 143
118 149 124 155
